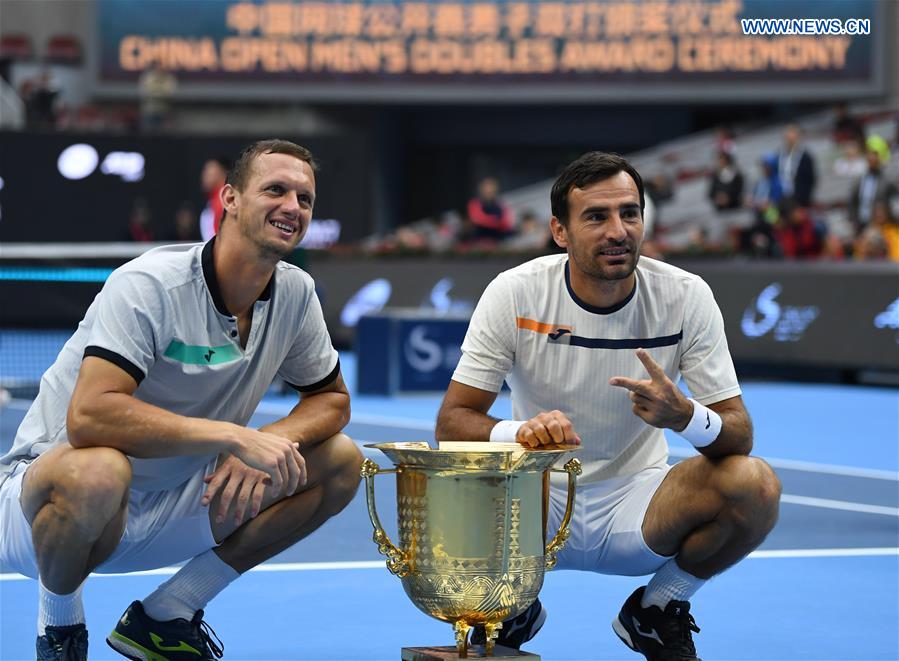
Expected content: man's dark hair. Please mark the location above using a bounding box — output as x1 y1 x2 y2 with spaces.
221 139 317 224
227 139 317 192
550 152 645 225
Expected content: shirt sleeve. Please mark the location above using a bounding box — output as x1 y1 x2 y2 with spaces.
82 270 170 384
452 275 517 393
679 277 742 405
277 286 340 392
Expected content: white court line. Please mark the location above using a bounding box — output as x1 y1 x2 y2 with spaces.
6 403 898 513
748 547 899 559
2 549 896 582
8 402 897 481
779 494 899 516
343 412 899 482
667 446 899 481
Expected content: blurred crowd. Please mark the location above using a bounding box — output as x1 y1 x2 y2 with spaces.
359 105 899 263
698 108 899 262
2 48 897 262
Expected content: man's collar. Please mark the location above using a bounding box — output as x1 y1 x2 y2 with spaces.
201 237 272 317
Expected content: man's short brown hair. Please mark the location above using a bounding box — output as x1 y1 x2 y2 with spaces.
221 139 318 224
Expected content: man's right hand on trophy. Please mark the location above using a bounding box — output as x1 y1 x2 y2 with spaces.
515 410 582 447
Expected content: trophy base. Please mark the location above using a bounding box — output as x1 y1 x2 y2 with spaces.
401 646 540 660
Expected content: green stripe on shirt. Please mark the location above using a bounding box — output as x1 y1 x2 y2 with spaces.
163 339 241 365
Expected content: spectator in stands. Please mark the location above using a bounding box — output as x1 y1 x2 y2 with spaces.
503 209 549 252
855 201 899 261
138 63 177 132
773 199 823 259
124 198 154 242
778 124 816 207
715 125 736 155
167 202 201 242
832 102 864 144
708 151 744 211
199 157 231 240
865 133 891 166
853 226 888 261
738 155 783 257
22 70 59 130
848 147 898 236
466 177 515 241
833 136 869 179
645 172 674 205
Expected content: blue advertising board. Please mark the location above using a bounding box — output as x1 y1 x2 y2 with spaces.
357 310 469 394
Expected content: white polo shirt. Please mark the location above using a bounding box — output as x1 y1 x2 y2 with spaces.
1 239 339 492
452 254 741 485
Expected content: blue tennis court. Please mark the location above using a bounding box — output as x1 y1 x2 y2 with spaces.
1 354 897 660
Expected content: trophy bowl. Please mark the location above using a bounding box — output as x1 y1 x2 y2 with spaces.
362 441 580 659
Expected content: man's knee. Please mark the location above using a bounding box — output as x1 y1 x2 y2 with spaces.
319 433 362 515
27 446 132 524
716 455 781 525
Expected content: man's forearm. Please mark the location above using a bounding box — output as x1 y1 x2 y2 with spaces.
67 392 237 457
698 408 753 458
435 407 499 443
260 391 350 450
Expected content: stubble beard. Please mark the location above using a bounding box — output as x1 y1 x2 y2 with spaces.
571 245 639 283
240 217 299 262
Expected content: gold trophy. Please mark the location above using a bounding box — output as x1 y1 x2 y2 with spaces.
361 441 581 660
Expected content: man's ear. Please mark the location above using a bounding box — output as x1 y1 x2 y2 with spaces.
550 217 568 249
221 184 238 215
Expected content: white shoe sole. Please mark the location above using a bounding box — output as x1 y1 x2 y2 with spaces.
611 616 638 652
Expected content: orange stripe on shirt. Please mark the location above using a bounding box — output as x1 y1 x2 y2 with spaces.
516 317 572 335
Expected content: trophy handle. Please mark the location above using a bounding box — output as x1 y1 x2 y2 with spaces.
360 458 410 578
544 457 582 570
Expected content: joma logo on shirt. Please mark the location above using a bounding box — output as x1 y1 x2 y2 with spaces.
163 340 240 365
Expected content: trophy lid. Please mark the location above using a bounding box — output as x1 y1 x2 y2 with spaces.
366 441 578 473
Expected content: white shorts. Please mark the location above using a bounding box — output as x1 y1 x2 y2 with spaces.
0 459 218 579
546 464 674 576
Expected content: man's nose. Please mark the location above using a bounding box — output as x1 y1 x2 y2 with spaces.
606 214 627 241
281 192 300 217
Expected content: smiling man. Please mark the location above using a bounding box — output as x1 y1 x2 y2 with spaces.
437 152 781 661
0 140 361 661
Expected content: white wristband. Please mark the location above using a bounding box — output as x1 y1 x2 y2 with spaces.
490 420 526 443
678 399 722 448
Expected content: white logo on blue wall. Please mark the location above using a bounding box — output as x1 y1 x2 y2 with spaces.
425 278 473 314
741 283 819 342
404 326 462 373
340 278 391 327
874 297 899 344
874 298 899 330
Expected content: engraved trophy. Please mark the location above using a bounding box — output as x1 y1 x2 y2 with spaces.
361 441 581 660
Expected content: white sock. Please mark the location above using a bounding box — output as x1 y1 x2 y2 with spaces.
38 579 85 636
142 549 239 622
641 558 706 610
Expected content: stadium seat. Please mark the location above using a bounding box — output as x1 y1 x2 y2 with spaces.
0 33 33 61
45 34 82 65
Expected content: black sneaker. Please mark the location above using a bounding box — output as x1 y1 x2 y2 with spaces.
106 600 223 660
469 598 547 649
612 587 702 661
36 624 88 661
